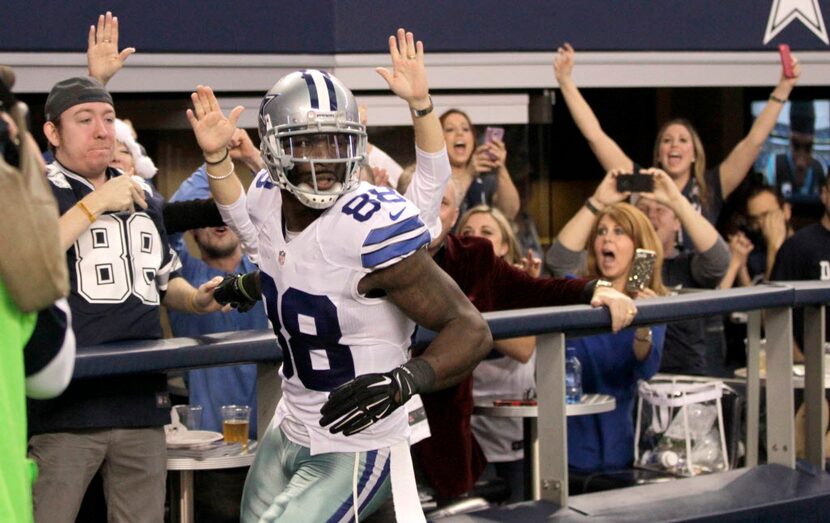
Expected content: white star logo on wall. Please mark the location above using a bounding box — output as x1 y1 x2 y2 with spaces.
764 0 829 44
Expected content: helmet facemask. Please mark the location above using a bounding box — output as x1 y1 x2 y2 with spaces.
261 116 365 209
258 69 367 210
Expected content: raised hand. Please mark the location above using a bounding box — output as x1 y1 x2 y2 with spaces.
375 28 429 107
553 43 576 84
780 51 802 88
518 249 542 278
186 85 244 158
87 11 135 86
592 168 630 207
228 128 264 172
640 168 681 206
471 140 508 173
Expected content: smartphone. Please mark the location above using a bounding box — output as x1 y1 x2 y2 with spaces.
625 248 656 293
778 44 794 79
482 126 505 160
616 173 654 193
484 126 505 144
493 399 537 407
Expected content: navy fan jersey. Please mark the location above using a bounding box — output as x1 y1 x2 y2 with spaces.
46 163 180 346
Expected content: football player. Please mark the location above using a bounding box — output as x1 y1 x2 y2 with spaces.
188 29 491 522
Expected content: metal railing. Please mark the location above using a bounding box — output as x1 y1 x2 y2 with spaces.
74 282 830 507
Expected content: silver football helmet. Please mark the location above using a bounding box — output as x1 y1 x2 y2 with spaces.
258 69 366 209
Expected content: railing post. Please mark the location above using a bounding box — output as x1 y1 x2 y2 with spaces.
803 305 826 469
256 362 281 441
536 331 568 507
765 307 795 468
745 310 762 467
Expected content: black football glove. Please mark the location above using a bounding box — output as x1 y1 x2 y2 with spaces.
320 359 435 436
213 271 261 313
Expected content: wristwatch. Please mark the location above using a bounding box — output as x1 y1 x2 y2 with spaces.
634 327 653 344
410 95 433 118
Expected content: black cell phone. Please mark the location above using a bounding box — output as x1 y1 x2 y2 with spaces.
625 248 656 293
616 173 654 193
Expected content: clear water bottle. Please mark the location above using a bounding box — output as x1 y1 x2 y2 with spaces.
565 346 582 404
640 449 680 470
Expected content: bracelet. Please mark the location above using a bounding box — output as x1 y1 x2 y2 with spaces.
410 95 433 118
204 148 229 165
769 94 787 104
206 160 235 181
77 200 97 223
188 289 201 313
584 198 601 216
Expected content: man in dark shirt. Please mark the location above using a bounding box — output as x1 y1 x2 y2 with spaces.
771 174 830 354
28 76 225 523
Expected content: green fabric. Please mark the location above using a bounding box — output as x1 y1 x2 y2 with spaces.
0 280 37 523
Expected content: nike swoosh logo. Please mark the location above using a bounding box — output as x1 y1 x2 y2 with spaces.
389 208 405 221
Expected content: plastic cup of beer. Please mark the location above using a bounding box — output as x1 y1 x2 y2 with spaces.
221 405 250 451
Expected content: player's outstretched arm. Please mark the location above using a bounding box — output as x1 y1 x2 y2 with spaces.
186 85 245 206
320 249 491 436
376 28 441 154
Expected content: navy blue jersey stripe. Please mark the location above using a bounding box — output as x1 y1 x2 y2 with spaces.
326 449 381 523
321 72 338 111
358 452 390 515
363 215 425 247
361 230 430 268
301 71 319 110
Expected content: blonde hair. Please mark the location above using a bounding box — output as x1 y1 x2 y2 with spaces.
585 202 668 295
652 118 707 207
457 205 522 265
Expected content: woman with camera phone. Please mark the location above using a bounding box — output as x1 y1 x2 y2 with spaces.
440 109 521 220
546 169 667 472
552 43 801 240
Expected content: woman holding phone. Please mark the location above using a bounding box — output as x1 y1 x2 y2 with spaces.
553 43 801 237
546 175 667 472
440 109 521 219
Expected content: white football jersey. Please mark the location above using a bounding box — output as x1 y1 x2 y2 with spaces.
246 179 431 455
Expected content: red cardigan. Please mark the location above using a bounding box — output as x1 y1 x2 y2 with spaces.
414 234 588 499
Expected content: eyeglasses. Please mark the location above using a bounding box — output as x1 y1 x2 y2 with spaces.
790 136 814 152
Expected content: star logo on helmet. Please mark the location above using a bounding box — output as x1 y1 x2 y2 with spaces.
764 0 829 44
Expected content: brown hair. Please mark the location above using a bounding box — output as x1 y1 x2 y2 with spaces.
439 108 477 166
585 202 668 295
457 204 522 265
652 118 708 207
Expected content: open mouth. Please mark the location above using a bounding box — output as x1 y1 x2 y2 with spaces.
600 249 616 265
666 152 682 165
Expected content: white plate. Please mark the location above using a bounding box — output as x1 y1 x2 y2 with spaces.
166 430 223 448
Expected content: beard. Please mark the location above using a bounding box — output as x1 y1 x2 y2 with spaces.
200 241 239 260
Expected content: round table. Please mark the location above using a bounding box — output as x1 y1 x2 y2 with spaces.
167 443 256 523
473 394 616 500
